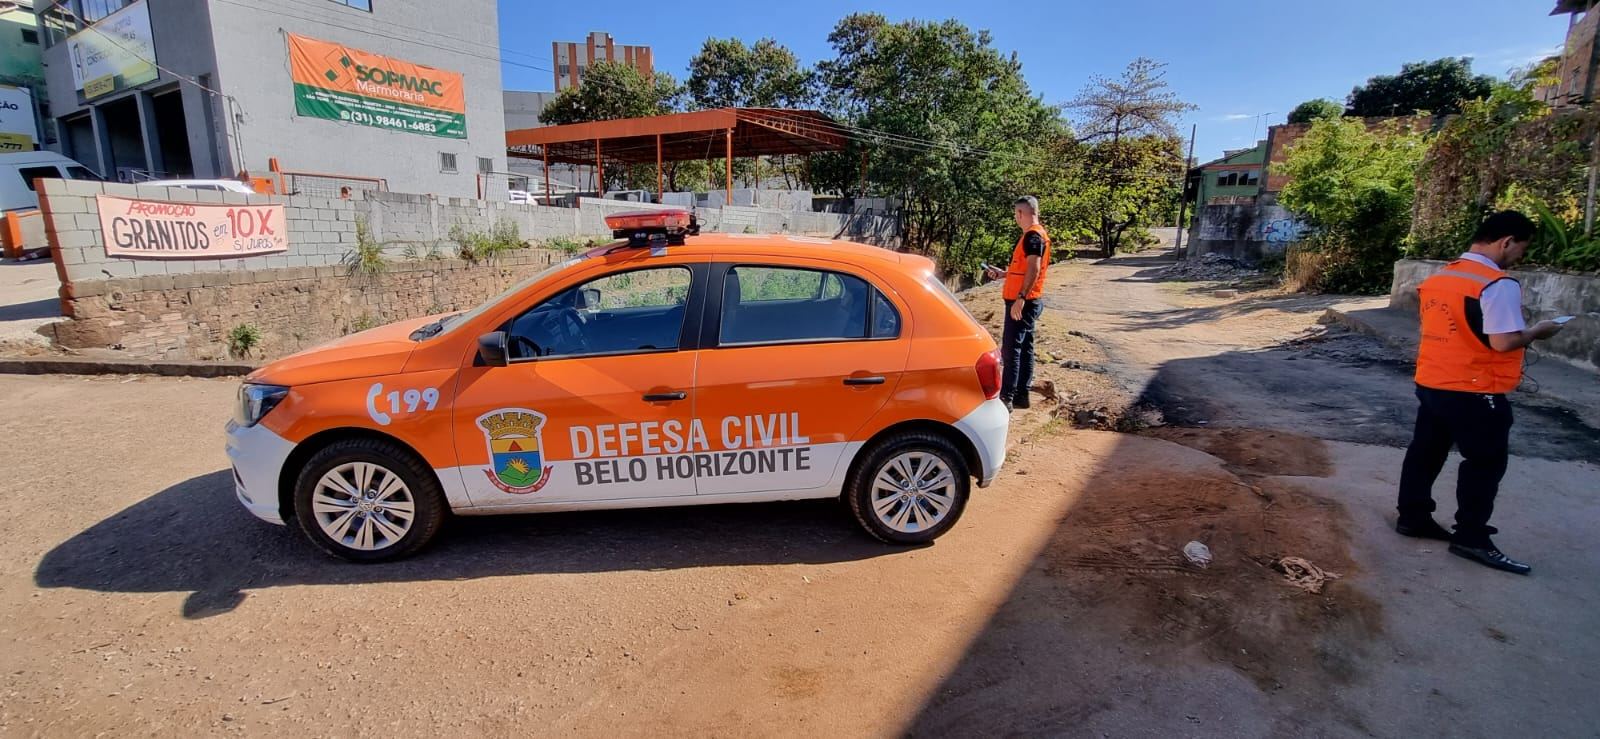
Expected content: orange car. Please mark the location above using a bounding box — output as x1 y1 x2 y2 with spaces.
226 211 1008 561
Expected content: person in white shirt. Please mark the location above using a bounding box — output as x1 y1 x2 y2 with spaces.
1396 211 1566 575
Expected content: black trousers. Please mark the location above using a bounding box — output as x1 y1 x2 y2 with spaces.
1000 299 1043 405
1397 384 1514 547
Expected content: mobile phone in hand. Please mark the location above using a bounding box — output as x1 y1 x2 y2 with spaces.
1553 315 1576 324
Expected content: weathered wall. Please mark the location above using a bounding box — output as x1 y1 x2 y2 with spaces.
36 178 901 360
1391 259 1600 369
40 179 902 287
46 251 565 361
1187 199 1306 262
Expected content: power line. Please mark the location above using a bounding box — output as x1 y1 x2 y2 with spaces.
205 0 1184 180
78 20 251 171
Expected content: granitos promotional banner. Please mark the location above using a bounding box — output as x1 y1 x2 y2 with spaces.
96 196 288 258
287 34 467 139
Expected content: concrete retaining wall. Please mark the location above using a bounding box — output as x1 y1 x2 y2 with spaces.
1187 199 1308 263
39 179 901 287
1391 259 1600 369
33 178 901 360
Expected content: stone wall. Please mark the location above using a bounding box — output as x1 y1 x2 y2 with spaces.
47 250 566 361
35 177 902 360
1391 259 1600 370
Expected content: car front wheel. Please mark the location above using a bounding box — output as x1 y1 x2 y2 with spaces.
847 431 970 544
293 438 445 562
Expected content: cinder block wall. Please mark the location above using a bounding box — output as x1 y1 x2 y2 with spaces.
35 179 902 361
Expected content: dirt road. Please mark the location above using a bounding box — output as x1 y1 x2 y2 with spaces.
3 250 1598 737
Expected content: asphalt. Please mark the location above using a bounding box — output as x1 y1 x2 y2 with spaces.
1324 298 1600 429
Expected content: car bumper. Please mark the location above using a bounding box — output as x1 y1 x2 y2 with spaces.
224 420 296 525
955 398 1009 487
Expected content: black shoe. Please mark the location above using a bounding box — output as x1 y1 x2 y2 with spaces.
1448 543 1532 575
1012 397 1031 410
1395 518 1452 541
1001 398 1014 412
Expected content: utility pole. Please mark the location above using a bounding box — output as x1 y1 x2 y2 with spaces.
1173 123 1197 257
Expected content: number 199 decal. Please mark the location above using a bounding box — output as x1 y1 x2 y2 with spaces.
365 382 440 426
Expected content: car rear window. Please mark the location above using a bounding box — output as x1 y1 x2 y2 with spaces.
925 273 981 326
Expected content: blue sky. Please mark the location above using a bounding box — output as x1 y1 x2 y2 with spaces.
497 1 1572 162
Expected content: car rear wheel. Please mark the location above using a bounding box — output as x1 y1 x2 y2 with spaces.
847 431 970 544
293 438 445 562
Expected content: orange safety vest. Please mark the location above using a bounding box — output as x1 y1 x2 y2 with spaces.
1415 258 1524 394
1003 224 1050 301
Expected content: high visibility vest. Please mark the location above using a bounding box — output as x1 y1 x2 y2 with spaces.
1415 258 1524 394
1003 224 1050 301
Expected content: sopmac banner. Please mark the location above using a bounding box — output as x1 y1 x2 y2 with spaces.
287 33 467 139
95 195 288 258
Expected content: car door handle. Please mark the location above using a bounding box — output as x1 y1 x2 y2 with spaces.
843 376 886 386
643 391 688 402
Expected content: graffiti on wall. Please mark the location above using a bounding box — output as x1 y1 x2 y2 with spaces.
1257 218 1306 243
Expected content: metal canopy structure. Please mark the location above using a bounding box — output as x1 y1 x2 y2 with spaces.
505 108 849 205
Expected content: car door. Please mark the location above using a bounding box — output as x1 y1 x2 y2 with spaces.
692 261 911 497
452 262 705 506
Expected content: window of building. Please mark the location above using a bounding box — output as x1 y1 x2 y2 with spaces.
478 157 495 174
80 0 136 23
440 153 458 174
40 1 83 46
328 0 373 10
21 28 39 45
1241 170 1260 187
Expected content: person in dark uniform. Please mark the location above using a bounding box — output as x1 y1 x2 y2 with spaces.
984 196 1050 411
1396 210 1566 574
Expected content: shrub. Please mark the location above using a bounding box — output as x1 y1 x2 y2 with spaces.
226 324 261 358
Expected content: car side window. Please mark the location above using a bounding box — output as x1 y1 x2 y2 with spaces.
17 166 59 192
871 290 901 338
506 266 692 361
720 266 875 345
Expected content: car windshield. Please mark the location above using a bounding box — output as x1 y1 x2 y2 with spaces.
414 256 588 341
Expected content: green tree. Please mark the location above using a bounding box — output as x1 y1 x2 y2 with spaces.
812 14 1063 270
687 37 817 110
538 62 683 126
1067 58 1194 254
686 38 819 190
1345 57 1494 117
1288 98 1344 124
1278 117 1432 292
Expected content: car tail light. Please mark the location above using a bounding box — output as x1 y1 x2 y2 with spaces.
976 349 1001 400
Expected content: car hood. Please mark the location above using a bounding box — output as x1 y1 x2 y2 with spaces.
246 315 439 387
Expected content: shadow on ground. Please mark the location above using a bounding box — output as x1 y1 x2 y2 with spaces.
902 344 1600 736
0 298 61 322
35 471 897 618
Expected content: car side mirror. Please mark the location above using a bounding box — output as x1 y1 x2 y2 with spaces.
578 287 601 312
477 331 509 367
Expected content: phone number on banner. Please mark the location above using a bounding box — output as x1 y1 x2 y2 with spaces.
343 109 439 134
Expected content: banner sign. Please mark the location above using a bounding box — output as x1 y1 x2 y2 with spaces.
0 85 35 152
67 1 159 100
287 33 467 139
96 195 288 258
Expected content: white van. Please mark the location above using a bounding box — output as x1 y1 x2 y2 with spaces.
1 152 102 213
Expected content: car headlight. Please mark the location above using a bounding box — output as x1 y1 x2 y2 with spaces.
235 383 290 427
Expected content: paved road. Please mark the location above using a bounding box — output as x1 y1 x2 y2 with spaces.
0 259 62 351
3 252 1598 737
